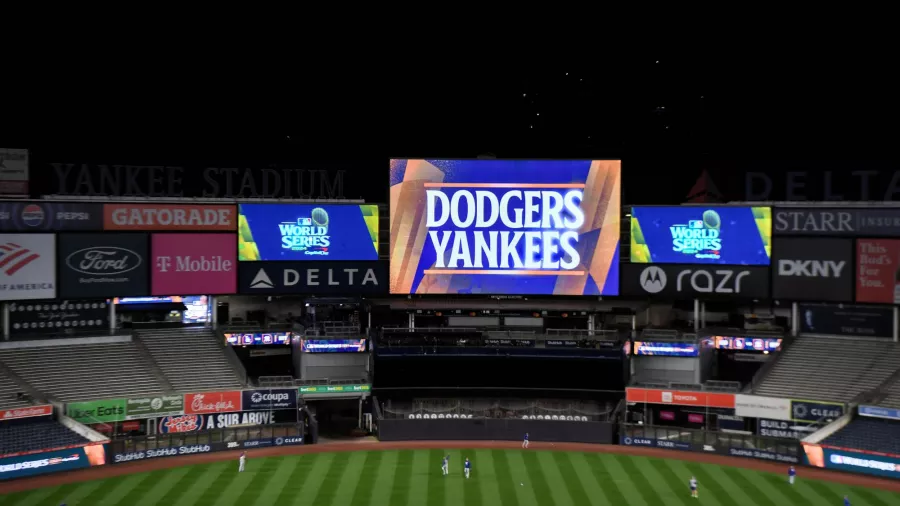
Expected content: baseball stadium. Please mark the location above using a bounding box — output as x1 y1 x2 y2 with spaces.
2 157 900 506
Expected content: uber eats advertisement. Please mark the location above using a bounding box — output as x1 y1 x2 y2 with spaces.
389 159 621 295
630 206 772 265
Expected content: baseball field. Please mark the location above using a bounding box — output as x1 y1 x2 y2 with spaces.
1 442 899 505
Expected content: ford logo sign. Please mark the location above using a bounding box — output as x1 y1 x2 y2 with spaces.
66 247 141 275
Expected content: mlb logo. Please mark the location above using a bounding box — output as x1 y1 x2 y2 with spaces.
688 220 703 229
662 392 673 403
297 218 312 226
262 334 273 344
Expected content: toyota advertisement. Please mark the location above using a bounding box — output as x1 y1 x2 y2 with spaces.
856 239 900 304
771 237 852 302
0 202 102 231
0 233 56 300
389 159 621 296
238 204 379 261
58 233 149 298
630 206 772 265
151 234 236 295
620 264 770 299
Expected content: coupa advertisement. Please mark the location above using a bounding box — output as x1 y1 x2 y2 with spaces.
389 159 621 295
630 206 772 265
238 204 379 261
0 444 106 480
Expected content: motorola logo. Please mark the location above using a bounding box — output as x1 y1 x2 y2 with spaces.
639 267 667 293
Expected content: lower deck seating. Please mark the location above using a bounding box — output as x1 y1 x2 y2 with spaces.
0 420 89 455
823 417 900 455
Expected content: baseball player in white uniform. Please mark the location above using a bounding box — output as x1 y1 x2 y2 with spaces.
239 451 246 472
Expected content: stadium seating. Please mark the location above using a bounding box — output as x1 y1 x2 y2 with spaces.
0 342 167 402
752 337 900 403
137 328 245 392
0 420 89 455
872 376 900 409
0 371 33 409
822 417 900 455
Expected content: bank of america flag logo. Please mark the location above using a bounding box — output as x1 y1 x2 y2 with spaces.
0 243 39 276
250 269 274 289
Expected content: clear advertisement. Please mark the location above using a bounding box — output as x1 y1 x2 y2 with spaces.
389 159 621 296
225 332 291 346
632 341 698 357
151 233 237 295
300 339 367 353
775 207 900 236
630 206 771 265
620 436 693 451
790 399 844 423
58 233 150 298
0 233 56 301
238 204 379 261
620 264 770 299
8 299 108 336
799 303 893 338
0 444 106 480
238 261 387 295
856 239 900 303
241 389 298 411
104 204 237 231
771 237 853 301
0 201 102 231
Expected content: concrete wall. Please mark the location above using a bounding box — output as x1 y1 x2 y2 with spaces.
378 418 613 444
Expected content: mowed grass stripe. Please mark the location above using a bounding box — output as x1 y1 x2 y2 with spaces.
534 451 575 506
367 450 399 506
474 449 505 506
567 452 613 506
304 452 351 505
850 487 894 506
759 473 815 506
349 450 383 506
427 449 445 506
702 464 768 506
446 449 466 506
136 466 196 506
550 451 592 506
111 469 168 506
684 463 739 506
12 482 71 506
634 457 690 506
596 453 647 506
271 454 316 505
521 451 558 506
615 454 667 505
229 457 284 506
728 468 797 506
327 451 369 506
84 472 151 505
172 462 230 506
292 452 339 506
407 449 430 506
251 456 300 506
720 467 776 506
386 451 414 506
584 453 629 505
495 449 537 506
644 457 690 506
795 476 844 504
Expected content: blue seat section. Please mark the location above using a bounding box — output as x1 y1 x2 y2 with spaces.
823 417 900 455
0 420 89 456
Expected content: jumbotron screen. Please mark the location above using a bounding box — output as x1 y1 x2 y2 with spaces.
389 159 621 295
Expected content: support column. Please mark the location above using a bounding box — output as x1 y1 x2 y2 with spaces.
109 300 116 336
693 299 700 331
792 302 799 337
2 303 8 341
358 397 364 428
700 302 707 329
210 295 217 330
588 313 595 336
367 310 372 334
894 306 898 343
408 312 415 331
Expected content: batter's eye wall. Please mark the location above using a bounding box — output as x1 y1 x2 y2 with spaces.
377 419 614 444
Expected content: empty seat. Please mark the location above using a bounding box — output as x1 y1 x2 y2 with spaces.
0 420 89 455
823 417 900 455
0 371 33 410
138 328 243 392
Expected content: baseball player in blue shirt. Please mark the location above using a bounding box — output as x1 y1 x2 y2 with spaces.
464 457 472 479
441 454 450 476
788 465 796 485
522 433 529 449
844 495 851 506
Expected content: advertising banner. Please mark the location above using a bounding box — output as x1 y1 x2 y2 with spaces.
630 206 772 265
58 233 149 298
0 147 28 196
775 207 900 236
858 405 900 421
625 388 735 409
804 444 900 479
238 261 387 295
184 391 242 415
225 332 291 346
238 204 379 261
757 418 818 439
856 239 900 303
151 233 237 295
389 159 621 296
158 414 205 433
620 264 769 299
8 300 108 336
111 443 223 464
0 234 56 301
734 395 791 420
274 436 305 446
126 395 184 420
632 341 698 357
790 399 844 423
299 384 371 394
104 203 237 231
66 399 127 424
771 237 852 301
799 303 893 338
710 336 783 352
620 436 693 451
0 444 106 480
0 405 53 421
241 389 298 411
0 201 102 231
160 411 281 433
300 339 367 353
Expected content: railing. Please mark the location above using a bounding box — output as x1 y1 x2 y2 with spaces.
622 423 802 459
383 398 613 421
221 323 293 332
630 380 740 392
703 380 742 392
107 423 304 452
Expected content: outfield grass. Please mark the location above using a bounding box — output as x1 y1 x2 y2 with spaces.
2 448 899 505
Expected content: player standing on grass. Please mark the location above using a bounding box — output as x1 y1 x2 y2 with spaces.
239 451 246 472
689 476 698 498
788 465 796 485
522 433 529 449
464 457 471 479
442 454 450 476
844 495 851 506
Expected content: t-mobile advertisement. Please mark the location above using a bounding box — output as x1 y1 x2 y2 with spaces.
151 234 237 295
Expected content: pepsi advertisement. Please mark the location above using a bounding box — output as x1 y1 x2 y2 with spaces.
238 204 379 261
0 202 103 231
630 206 772 265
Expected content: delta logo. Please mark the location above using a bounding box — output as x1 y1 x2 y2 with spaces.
0 242 40 276
279 207 331 256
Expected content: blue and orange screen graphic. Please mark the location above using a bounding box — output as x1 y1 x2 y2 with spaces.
389 159 621 295
630 206 771 265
